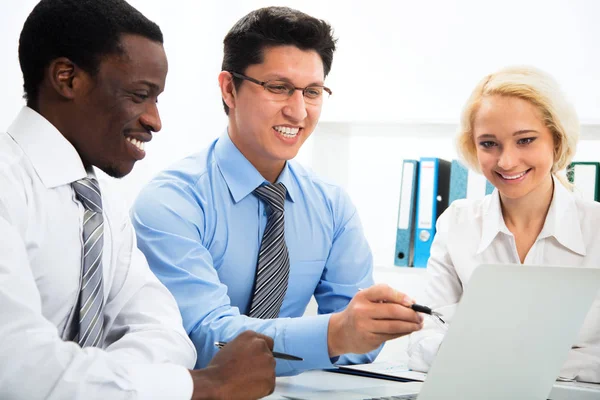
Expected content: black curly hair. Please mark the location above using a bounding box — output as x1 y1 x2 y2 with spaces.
19 0 163 109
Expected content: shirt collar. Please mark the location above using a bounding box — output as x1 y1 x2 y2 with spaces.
214 130 296 204
477 175 586 256
7 107 87 188
477 188 507 254
538 175 586 256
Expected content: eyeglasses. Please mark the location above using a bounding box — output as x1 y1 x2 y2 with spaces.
229 71 332 105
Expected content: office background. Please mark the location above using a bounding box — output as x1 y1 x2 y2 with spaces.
2 0 599 358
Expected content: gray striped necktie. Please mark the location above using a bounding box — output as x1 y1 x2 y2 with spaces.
71 177 105 348
248 183 290 319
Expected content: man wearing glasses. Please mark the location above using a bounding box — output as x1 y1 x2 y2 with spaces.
131 6 423 376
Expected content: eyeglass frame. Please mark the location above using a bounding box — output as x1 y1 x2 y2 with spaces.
228 71 332 101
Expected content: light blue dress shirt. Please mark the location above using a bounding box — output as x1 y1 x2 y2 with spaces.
131 132 380 375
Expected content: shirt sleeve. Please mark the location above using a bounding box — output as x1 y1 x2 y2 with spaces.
558 288 600 383
131 181 378 376
560 347 600 383
312 186 382 366
0 214 194 400
407 206 461 372
101 214 197 370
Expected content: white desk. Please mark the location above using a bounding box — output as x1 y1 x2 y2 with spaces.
265 370 600 400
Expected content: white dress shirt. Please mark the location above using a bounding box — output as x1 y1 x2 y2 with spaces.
0 107 196 399
407 175 600 383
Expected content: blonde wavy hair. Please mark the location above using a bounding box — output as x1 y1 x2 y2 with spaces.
456 66 579 188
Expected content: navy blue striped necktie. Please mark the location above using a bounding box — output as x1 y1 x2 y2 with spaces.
71 177 105 347
248 183 290 319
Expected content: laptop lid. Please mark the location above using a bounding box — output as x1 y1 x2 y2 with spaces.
272 264 600 400
417 264 600 400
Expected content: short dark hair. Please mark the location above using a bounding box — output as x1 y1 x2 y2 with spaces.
19 0 163 108
221 6 337 115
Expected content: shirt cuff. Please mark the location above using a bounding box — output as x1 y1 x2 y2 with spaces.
278 314 334 373
127 363 193 399
559 348 600 383
407 333 444 373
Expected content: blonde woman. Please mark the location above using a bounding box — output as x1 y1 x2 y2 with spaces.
407 66 600 383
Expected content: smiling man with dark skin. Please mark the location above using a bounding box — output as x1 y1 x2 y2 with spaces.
0 0 275 399
39 34 165 176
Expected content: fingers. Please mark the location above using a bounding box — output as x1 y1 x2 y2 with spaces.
253 332 275 350
368 319 423 335
351 297 423 324
349 302 423 335
364 330 419 344
234 330 274 350
360 283 414 307
209 331 276 399
354 286 423 324
327 285 426 357
368 302 424 324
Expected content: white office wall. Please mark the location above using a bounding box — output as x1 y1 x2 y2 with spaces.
3 0 600 123
1 0 599 269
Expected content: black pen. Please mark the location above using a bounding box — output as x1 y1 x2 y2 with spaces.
214 341 303 361
357 288 445 324
411 303 445 324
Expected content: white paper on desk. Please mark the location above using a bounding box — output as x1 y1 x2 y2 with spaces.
336 361 427 382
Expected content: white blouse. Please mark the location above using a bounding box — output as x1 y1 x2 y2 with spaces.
408 175 600 383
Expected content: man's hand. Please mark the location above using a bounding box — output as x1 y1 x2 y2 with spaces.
327 284 424 357
189 330 276 400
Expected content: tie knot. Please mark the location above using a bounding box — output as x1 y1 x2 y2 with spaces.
72 177 103 213
253 182 286 213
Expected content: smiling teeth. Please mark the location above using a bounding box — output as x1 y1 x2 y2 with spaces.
126 137 145 151
500 171 527 180
274 126 300 137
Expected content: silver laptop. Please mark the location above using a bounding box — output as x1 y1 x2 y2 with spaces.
277 264 600 400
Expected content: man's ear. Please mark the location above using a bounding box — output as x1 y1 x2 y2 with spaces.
47 57 89 100
218 71 236 110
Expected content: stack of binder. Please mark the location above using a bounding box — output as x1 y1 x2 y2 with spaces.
394 158 450 268
448 160 494 205
394 159 494 268
394 160 419 267
413 158 451 268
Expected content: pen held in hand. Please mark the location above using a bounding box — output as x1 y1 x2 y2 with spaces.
356 287 445 324
411 303 446 324
214 341 304 361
